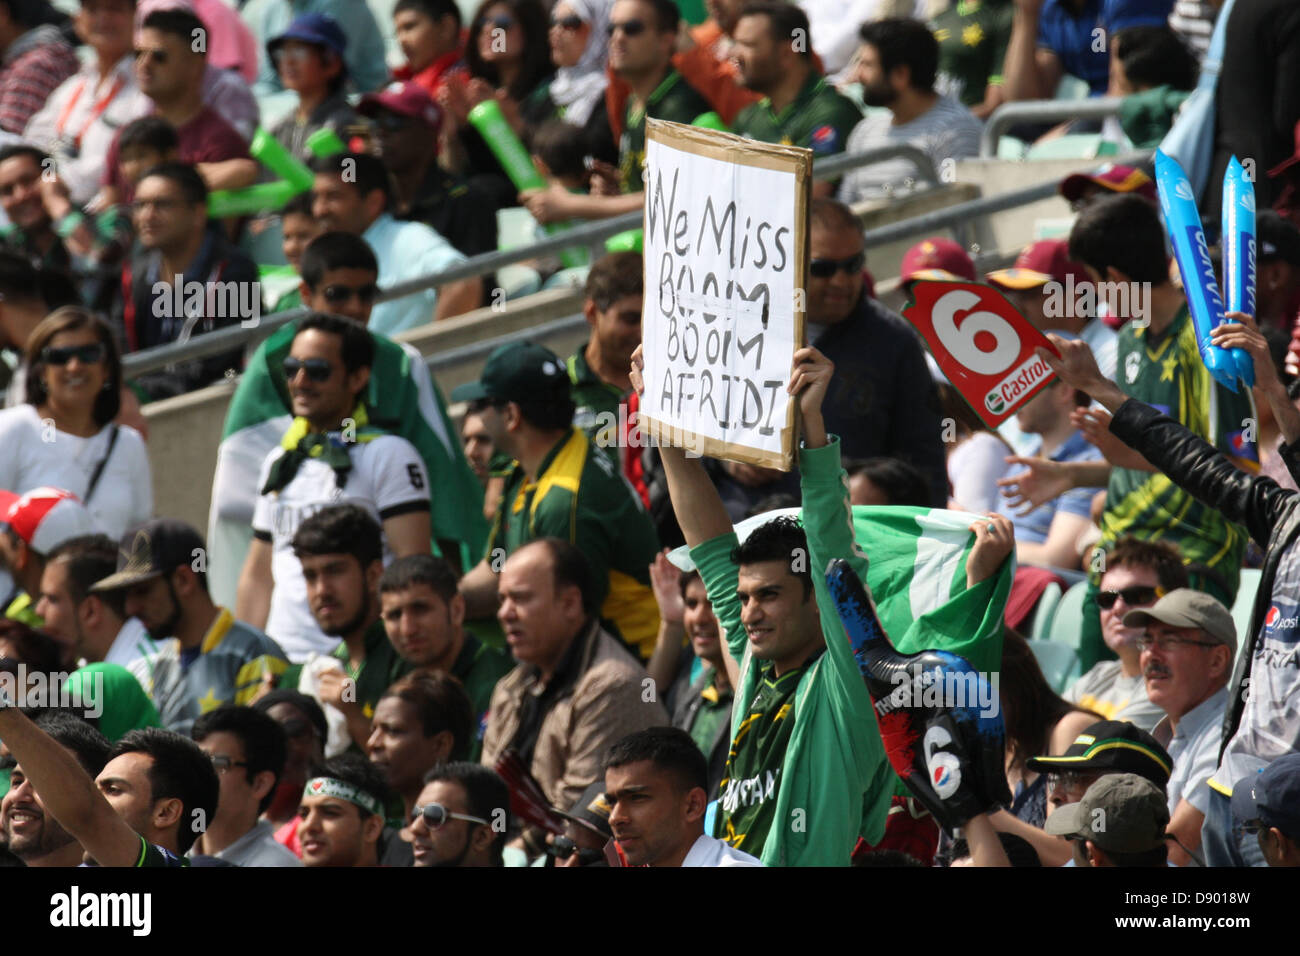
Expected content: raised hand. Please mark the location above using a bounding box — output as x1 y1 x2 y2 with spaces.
998 455 1072 513
1212 312 1280 391
648 548 685 624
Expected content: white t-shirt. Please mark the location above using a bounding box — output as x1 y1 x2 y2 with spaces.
948 431 1012 515
0 404 152 538
252 434 430 662
680 834 764 867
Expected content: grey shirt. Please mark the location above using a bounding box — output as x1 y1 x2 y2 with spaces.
207 821 302 868
1154 686 1229 817
1064 660 1165 733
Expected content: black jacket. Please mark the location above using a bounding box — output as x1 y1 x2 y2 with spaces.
1109 398 1300 755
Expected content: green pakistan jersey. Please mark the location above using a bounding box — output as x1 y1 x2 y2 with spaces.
619 69 712 193
714 654 816 853
930 0 1014 107
568 345 626 463
732 72 861 156
1100 305 1257 592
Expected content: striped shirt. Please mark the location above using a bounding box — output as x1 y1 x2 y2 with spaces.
1168 0 1216 61
0 25 79 135
837 96 982 203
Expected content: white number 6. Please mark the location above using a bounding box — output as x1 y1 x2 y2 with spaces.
931 289 1020 376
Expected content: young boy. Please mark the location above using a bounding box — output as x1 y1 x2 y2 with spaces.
268 14 362 162
270 193 321 313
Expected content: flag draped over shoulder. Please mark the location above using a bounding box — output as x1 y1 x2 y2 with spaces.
206 322 488 607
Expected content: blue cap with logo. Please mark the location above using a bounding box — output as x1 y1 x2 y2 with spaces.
1231 753 1300 839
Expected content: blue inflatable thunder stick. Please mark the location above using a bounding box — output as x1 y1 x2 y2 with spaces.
1154 149 1240 392
1222 155 1257 387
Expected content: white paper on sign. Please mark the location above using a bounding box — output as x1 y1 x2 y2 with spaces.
641 132 799 460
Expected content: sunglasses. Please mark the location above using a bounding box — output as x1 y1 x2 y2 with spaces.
1096 585 1164 610
282 357 334 382
42 343 106 366
550 13 584 29
549 834 604 864
607 18 647 36
478 14 515 30
134 47 168 64
412 802 489 828
809 251 866 278
322 282 379 305
209 754 248 774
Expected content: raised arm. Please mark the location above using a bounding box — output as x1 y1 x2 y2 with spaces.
0 702 147 867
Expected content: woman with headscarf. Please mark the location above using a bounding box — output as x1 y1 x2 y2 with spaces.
521 0 617 163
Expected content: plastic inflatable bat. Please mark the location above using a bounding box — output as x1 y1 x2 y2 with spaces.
1222 155 1257 387
826 559 1010 832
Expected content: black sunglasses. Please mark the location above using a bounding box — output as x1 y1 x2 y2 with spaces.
42 343 106 366
412 802 489 828
322 282 379 305
477 13 514 30
607 18 647 36
809 252 865 278
134 47 168 64
550 13 583 29
549 834 604 864
1096 585 1164 610
282 357 334 382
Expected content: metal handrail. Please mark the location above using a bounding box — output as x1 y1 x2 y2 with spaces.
122 142 938 376
979 97 1126 157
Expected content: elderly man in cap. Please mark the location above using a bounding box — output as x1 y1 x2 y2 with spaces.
1232 753 1300 867
94 518 289 735
1045 773 1172 867
453 341 661 660
992 718 1171 867
1123 588 1234 866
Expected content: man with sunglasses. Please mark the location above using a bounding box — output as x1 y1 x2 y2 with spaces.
237 314 433 663
406 761 508 867
190 705 301 866
805 199 948 506
1063 537 1187 732
1231 753 1300 867
1123 589 1234 865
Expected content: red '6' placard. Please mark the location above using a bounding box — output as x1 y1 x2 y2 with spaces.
902 281 1061 428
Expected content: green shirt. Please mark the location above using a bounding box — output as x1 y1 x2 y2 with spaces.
732 71 862 157
692 436 892 866
331 620 411 724
1100 306 1256 596
451 630 513 760
568 345 627 465
488 427 661 659
930 0 1014 107
685 672 733 760
619 69 712 193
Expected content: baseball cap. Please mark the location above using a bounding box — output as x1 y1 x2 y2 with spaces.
1230 754 1300 839
899 238 976 283
1059 163 1157 203
358 81 443 133
450 341 572 405
268 12 347 63
0 487 96 556
1122 587 1237 658
1025 719 1172 786
1258 210 1300 266
1044 773 1171 854
91 518 206 593
986 239 1091 290
554 780 613 839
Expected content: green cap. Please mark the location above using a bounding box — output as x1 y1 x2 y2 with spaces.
1043 773 1170 854
450 341 571 404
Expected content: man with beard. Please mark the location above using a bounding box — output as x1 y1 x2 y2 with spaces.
837 18 981 203
729 2 861 198
288 505 410 751
92 518 288 735
1 712 108 866
405 762 508 867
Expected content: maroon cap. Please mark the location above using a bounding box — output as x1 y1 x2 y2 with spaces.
1059 163 1157 203
900 237 976 283
987 239 1090 290
358 81 443 133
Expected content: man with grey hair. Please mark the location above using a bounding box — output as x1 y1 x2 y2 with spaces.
1124 589 1234 866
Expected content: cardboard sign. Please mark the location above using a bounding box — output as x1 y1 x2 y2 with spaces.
638 119 811 471
903 280 1059 427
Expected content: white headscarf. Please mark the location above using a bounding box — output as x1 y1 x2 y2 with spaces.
547 0 612 128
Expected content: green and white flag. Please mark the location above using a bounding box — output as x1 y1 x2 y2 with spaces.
206 322 488 606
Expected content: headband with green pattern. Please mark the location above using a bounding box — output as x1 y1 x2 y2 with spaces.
304 777 384 817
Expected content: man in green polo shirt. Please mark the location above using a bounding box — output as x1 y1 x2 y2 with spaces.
454 342 662 660
378 553 512 759
283 505 409 751
730 1 861 197
570 251 643 466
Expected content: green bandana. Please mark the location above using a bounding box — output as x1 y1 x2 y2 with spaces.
261 403 385 495
303 776 384 817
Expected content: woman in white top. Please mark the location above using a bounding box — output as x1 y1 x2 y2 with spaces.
0 307 152 538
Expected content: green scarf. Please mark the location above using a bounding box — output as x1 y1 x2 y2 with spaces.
261 403 386 495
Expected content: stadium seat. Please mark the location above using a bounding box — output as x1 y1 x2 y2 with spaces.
1024 134 1117 161
996 137 1027 160
1029 581 1063 641
1031 640 1080 693
498 264 542 299
1044 580 1090 657
1231 568 1262 676
542 266 591 291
